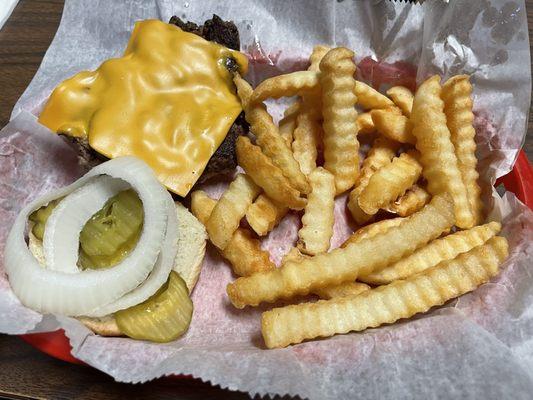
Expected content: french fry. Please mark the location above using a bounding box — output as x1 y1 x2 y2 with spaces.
234 74 310 194
297 167 335 255
281 247 371 300
358 151 423 215
291 46 330 175
320 47 360 194
279 101 301 146
313 282 370 300
261 236 508 348
442 75 483 225
309 45 331 72
249 71 320 104
246 194 289 236
342 217 405 248
236 136 306 210
191 191 275 276
347 136 399 224
227 193 455 308
385 184 431 217
386 86 414 117
356 112 375 134
354 81 395 110
281 247 309 265
412 75 474 228
205 174 261 250
360 221 501 284
371 109 416 144
292 101 321 175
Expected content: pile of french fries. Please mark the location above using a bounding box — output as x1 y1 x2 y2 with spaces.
191 46 509 349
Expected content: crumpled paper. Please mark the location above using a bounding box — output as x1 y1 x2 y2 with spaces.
1 0 532 399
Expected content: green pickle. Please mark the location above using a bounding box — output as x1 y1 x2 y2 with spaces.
29 199 61 240
78 189 143 269
115 272 193 343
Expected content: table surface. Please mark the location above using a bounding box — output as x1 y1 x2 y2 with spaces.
0 1 531 399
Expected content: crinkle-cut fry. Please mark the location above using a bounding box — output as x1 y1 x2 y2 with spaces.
386 86 414 117
442 75 483 225
360 221 501 285
342 217 405 248
261 236 508 348
385 184 431 217
412 75 474 229
249 71 320 104
191 191 275 276
297 167 335 255
354 81 395 110
281 247 309 266
206 174 261 250
234 74 310 194
371 109 416 144
236 136 306 210
292 100 321 175
246 194 289 236
279 101 301 146
227 193 454 308
313 282 370 300
309 45 331 72
348 136 399 224
320 47 360 194
358 151 423 215
356 112 375 134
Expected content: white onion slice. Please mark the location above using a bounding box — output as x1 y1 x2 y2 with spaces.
85 195 179 317
4 157 171 316
43 176 130 273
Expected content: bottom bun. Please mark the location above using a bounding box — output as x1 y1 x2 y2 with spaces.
27 201 206 338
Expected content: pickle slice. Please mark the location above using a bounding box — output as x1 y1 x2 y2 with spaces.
79 189 143 258
28 199 61 240
115 272 193 343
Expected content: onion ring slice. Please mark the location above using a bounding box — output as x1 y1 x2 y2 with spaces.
4 157 170 316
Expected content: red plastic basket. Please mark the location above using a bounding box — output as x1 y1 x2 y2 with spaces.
19 149 533 367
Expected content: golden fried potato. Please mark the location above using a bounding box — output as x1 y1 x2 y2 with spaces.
347 136 399 224
280 248 368 299
280 247 309 265
356 112 376 134
342 216 405 248
234 74 310 194
354 81 396 110
246 194 289 236
358 151 423 215
292 100 321 175
371 109 416 144
261 236 508 348
360 221 501 284
442 75 483 225
412 75 474 228
313 281 370 300
279 101 301 146
386 86 414 117
226 193 454 308
205 174 261 250
309 45 331 72
320 47 360 194
385 184 431 217
297 167 335 255
249 71 320 104
191 191 275 276
236 136 306 210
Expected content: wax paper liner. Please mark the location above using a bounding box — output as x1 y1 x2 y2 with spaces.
1 1 532 399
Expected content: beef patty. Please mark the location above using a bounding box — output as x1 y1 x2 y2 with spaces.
62 15 248 191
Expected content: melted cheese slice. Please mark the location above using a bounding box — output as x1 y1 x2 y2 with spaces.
39 19 248 196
